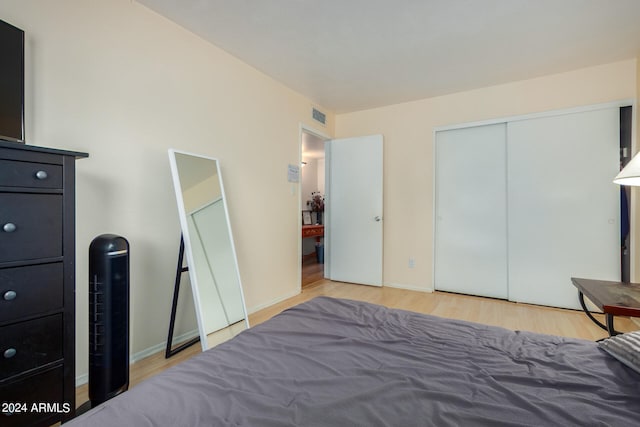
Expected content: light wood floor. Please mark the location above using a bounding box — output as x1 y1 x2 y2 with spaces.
75 279 638 407
301 254 324 288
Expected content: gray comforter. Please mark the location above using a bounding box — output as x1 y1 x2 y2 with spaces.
68 297 640 426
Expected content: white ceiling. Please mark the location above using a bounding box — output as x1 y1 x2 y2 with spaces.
137 0 640 114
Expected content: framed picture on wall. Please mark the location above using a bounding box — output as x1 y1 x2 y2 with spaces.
302 210 312 225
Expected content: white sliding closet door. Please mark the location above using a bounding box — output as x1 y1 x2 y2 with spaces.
507 108 620 309
434 124 508 299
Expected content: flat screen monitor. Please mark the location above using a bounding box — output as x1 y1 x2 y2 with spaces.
0 18 24 143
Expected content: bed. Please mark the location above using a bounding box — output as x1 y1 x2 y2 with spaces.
68 296 640 426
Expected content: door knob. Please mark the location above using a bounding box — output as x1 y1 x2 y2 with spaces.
374 216 382 222
3 223 16 233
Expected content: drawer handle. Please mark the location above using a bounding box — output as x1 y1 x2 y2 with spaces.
3 348 16 359
3 290 17 301
2 223 16 233
35 170 48 180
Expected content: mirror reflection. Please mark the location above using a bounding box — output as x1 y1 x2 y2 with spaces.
168 149 248 350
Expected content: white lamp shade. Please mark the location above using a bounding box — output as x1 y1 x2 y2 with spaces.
614 152 640 186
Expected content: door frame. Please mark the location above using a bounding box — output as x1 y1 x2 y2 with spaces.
298 124 331 291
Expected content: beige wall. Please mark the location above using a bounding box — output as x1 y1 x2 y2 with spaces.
335 59 637 291
2 0 636 384
0 0 334 382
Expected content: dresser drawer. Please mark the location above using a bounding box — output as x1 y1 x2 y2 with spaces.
0 159 62 189
0 366 66 427
0 315 63 381
0 263 63 323
0 194 62 263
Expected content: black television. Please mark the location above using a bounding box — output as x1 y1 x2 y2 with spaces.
0 18 24 143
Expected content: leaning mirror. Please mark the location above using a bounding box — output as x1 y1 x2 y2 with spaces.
168 149 249 351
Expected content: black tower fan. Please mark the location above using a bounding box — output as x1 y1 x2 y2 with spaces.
88 234 130 407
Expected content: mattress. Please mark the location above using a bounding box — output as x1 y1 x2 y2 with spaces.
68 296 640 426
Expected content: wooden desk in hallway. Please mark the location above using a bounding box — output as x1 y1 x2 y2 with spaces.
302 224 324 240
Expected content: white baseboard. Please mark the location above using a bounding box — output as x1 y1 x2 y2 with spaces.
75 329 199 387
246 289 301 315
75 287 306 387
384 282 433 293
75 374 88 387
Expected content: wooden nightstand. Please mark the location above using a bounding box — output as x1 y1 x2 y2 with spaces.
571 277 640 337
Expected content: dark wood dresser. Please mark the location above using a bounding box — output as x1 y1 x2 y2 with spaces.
0 141 87 426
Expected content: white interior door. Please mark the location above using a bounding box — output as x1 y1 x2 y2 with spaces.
507 108 620 309
326 135 383 286
434 124 509 298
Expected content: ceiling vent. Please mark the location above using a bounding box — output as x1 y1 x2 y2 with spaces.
312 107 326 126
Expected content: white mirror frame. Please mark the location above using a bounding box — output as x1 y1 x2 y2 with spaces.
168 149 249 351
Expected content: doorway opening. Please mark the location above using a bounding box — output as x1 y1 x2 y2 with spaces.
300 127 328 288
620 105 632 282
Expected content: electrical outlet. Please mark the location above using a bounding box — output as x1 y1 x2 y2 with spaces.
408 257 415 268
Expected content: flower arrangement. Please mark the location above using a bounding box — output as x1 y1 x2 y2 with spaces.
307 191 324 212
